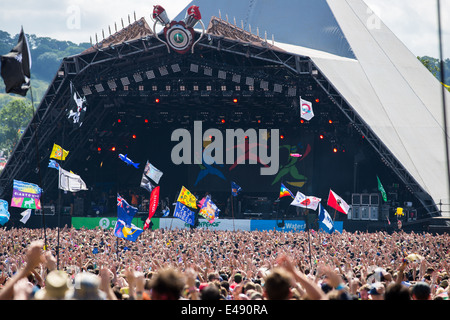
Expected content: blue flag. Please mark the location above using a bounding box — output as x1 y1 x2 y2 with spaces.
117 194 137 226
0 200 10 226
48 160 60 170
114 219 143 242
318 203 335 234
231 181 241 196
173 201 195 226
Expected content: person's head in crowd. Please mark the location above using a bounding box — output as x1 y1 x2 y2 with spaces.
384 283 411 300
200 284 222 300
411 282 432 300
149 268 185 300
263 268 292 300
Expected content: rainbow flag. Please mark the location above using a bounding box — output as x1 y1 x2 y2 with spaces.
280 183 294 199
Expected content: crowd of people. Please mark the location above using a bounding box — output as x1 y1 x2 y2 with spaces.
0 225 448 301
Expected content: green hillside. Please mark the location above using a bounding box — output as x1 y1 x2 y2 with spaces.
0 30 90 108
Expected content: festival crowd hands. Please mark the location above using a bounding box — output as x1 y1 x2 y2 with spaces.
0 226 448 300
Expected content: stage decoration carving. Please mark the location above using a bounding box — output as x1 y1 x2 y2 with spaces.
152 5 205 54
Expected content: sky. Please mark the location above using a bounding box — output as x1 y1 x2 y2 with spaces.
0 0 448 59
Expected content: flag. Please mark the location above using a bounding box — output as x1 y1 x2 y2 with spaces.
114 219 143 242
50 144 69 161
318 204 334 234
0 27 31 96
140 173 155 193
173 201 196 226
177 186 197 209
144 161 163 184
48 159 60 170
162 206 170 217
144 186 160 230
11 179 42 210
67 82 87 128
279 183 294 198
377 176 387 202
198 195 220 224
0 200 10 226
58 167 88 192
231 181 241 196
300 98 314 121
327 189 349 214
117 194 138 226
290 191 321 211
20 209 32 224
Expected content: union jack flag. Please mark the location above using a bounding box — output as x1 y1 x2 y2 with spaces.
117 194 124 208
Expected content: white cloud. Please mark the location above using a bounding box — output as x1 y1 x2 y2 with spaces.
364 0 450 58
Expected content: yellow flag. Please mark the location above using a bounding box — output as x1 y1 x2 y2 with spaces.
50 143 69 161
177 186 197 209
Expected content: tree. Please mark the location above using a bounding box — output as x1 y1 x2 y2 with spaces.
0 99 34 152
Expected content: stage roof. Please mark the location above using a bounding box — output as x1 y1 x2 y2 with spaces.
176 0 450 216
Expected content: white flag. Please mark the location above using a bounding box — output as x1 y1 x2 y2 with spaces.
20 209 32 224
144 161 163 184
290 191 321 211
300 98 314 121
318 204 334 233
58 167 88 192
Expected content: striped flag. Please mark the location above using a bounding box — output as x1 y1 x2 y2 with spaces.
279 183 294 198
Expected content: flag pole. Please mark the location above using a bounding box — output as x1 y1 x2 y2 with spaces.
231 190 235 232
56 118 66 270
30 85 47 250
305 204 312 272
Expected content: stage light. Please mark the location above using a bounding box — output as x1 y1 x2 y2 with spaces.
218 70 226 79
155 98 160 103
221 119 225 123
300 119 304 124
287 86 296 97
204 67 212 76
111 147 116 151
333 147 338 153
280 135 285 139
132 134 137 139
144 119 149 123
319 134 324 140
274 83 282 93
260 80 268 90
257 119 261 124
95 83 104 93
118 119 122 123
133 73 143 82
329 119 333 124
233 98 238 103
82 86 92 96
107 79 117 90
146 70 155 79
171 64 181 73
232 74 241 83
315 98 320 103
190 64 199 73
159 66 168 76
120 77 130 86
97 147 101 152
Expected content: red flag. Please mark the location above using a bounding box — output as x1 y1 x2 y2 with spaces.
327 189 349 214
144 186 160 230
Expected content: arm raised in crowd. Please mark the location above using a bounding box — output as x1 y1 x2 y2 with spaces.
0 240 44 300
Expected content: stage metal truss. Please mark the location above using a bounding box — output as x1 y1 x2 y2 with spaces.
0 29 438 216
